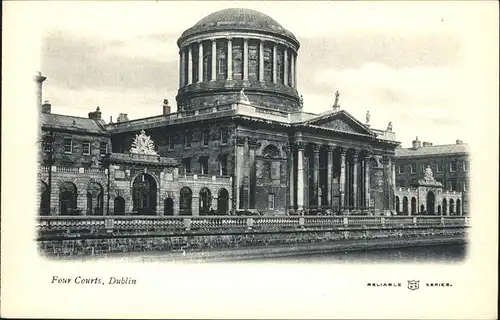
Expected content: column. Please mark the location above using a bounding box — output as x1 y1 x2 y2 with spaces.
364 151 371 212
339 148 346 212
243 38 249 81
235 136 245 210
211 39 217 81
227 38 233 80
287 144 295 210
296 142 305 213
312 144 320 206
327 145 335 207
272 43 277 83
290 51 295 88
293 53 297 89
390 156 396 211
187 45 193 85
283 47 289 86
247 137 260 209
198 41 203 83
179 49 185 87
352 151 359 209
259 40 265 82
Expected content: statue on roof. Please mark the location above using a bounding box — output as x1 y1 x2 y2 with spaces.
130 130 158 155
299 95 304 109
387 122 393 132
333 90 340 110
366 110 370 125
424 165 435 181
238 88 250 103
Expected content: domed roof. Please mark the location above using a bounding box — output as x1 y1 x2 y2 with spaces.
178 8 298 46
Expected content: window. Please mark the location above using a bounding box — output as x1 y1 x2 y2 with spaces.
219 154 228 176
99 142 107 155
220 127 228 144
184 131 192 148
397 165 403 174
63 138 72 153
463 161 469 171
263 162 272 180
43 140 52 153
182 158 191 174
82 141 91 155
410 163 416 173
200 156 209 175
449 180 457 191
463 181 468 191
218 56 226 75
422 164 426 173
436 162 442 172
450 161 457 172
167 135 174 150
202 130 210 146
268 193 275 210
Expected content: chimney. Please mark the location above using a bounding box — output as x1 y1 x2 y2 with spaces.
422 141 433 147
412 136 421 149
41 100 51 114
117 113 129 123
35 71 47 109
88 106 102 120
162 99 171 115
456 139 463 144
109 116 113 124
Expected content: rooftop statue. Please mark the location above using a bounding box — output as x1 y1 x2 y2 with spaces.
387 122 393 132
238 88 250 103
424 165 435 182
130 130 158 155
332 90 340 110
299 95 304 109
366 110 370 125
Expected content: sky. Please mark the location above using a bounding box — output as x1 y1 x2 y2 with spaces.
32 1 497 147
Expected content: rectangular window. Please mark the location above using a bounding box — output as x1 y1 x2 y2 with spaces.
449 180 457 191
218 57 226 75
200 156 209 175
184 131 192 148
63 138 72 153
463 161 469 171
82 141 91 155
268 193 275 210
99 142 107 155
436 162 442 172
220 127 228 144
202 130 209 146
397 165 403 174
182 158 191 174
450 162 457 172
410 163 416 173
463 181 468 191
219 154 228 176
422 164 426 173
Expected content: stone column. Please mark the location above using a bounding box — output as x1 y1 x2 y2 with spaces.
339 148 346 212
179 49 184 87
247 137 260 209
235 136 245 210
211 39 217 81
327 145 335 207
272 43 277 83
187 45 193 85
296 142 305 213
259 40 265 82
227 38 233 80
364 151 371 212
287 144 295 210
283 47 289 86
391 156 396 210
312 144 320 206
243 38 249 81
198 41 203 83
352 151 359 209
290 51 295 88
293 53 297 89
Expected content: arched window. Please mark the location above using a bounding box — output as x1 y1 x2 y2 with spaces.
199 187 212 215
262 144 280 158
164 198 174 216
59 182 77 215
132 173 157 215
442 198 448 215
438 205 442 215
180 187 193 215
420 204 425 213
411 197 417 215
449 199 455 215
40 181 50 216
114 197 125 215
87 182 104 215
217 188 229 215
456 199 461 214
395 196 400 214
402 197 408 214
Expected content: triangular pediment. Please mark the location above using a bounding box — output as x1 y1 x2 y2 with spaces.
304 110 375 136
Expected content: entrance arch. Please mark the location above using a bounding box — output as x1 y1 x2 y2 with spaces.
438 205 442 215
114 197 125 215
395 196 400 214
442 198 447 215
180 187 193 215
402 197 408 214
426 191 435 214
59 182 77 215
199 187 212 215
132 173 157 215
449 199 455 215
87 182 104 215
40 181 50 216
411 197 417 215
217 188 229 215
164 198 174 215
456 199 461 215
420 204 425 214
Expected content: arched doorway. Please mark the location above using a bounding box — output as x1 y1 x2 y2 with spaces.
164 198 174 216
456 199 461 215
420 204 425 214
59 182 77 215
218 188 229 215
114 197 125 215
199 187 212 215
426 191 435 214
449 199 455 215
180 187 193 215
402 197 408 214
87 182 104 215
132 173 157 215
442 198 447 215
395 196 400 214
437 205 442 215
411 197 417 215
40 181 50 216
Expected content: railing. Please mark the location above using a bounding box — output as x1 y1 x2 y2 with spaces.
36 215 469 236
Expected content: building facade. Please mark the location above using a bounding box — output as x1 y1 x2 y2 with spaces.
37 8 401 217
395 136 469 214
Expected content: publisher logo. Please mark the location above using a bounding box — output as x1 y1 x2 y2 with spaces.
407 280 420 291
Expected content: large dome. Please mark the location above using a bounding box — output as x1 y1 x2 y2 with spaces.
178 8 298 47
